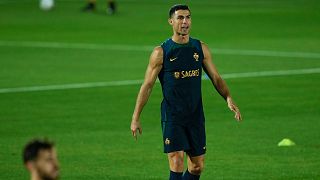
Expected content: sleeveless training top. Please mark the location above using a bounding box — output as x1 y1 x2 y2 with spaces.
159 37 205 124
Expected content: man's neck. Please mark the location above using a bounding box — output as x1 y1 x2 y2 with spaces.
31 173 42 180
172 33 189 44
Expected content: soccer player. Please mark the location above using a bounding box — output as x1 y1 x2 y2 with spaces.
83 0 116 15
130 4 242 180
23 139 59 180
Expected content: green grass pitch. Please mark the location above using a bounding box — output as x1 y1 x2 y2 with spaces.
0 0 320 179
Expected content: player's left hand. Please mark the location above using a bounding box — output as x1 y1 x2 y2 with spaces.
227 97 242 121
131 119 142 140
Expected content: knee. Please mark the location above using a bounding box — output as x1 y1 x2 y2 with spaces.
168 153 184 171
189 162 204 175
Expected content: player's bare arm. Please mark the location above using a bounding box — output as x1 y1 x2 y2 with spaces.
131 46 163 139
201 42 242 121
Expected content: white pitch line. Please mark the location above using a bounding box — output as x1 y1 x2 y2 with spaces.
0 68 319 94
0 80 143 94
212 48 320 59
1 40 320 59
0 40 153 52
221 68 320 79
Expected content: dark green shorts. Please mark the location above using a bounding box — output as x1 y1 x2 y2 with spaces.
161 120 206 157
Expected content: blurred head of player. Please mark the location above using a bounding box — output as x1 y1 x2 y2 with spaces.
168 4 192 36
23 139 59 180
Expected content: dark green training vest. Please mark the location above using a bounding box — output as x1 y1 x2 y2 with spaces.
159 37 205 124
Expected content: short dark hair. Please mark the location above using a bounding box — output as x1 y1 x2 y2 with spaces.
169 4 191 18
23 139 54 164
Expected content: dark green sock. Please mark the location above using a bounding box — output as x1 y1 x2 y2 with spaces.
182 170 200 180
170 170 183 180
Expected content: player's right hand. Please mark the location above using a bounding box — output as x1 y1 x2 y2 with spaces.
227 97 242 122
130 119 142 140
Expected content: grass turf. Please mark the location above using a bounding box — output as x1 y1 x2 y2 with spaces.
0 0 320 179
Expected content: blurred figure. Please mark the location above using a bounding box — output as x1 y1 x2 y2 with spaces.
83 0 116 15
23 139 59 180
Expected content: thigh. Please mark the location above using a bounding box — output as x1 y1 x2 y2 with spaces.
167 151 184 163
162 122 190 153
185 121 206 156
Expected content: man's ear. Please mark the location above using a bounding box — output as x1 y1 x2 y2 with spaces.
168 18 173 25
25 161 34 171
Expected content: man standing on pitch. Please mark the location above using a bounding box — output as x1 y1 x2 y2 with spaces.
131 4 242 180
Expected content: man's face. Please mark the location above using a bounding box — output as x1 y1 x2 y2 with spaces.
169 9 191 36
33 148 59 180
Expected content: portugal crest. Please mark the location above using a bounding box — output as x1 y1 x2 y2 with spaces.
193 53 199 61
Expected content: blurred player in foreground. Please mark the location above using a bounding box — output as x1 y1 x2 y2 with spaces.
23 139 59 180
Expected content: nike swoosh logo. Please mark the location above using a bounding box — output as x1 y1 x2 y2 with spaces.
170 57 178 62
